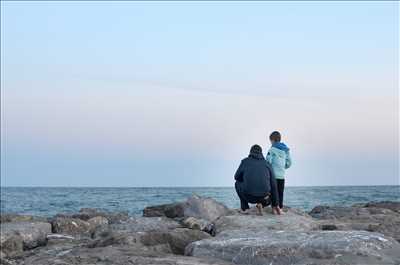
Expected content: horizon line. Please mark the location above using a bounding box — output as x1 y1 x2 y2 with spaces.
1 184 399 189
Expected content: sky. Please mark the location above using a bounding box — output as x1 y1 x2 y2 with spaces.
1 1 399 187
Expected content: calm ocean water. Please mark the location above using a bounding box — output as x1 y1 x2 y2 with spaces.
1 186 399 217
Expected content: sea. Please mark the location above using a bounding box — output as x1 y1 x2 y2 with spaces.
1 186 399 217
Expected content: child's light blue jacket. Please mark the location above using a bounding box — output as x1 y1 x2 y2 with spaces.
266 142 292 180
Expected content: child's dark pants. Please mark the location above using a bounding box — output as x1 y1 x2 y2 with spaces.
277 179 285 208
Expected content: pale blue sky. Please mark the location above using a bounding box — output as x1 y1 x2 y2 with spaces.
1 1 398 187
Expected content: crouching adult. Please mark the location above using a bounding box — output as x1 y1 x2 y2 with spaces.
234 144 281 215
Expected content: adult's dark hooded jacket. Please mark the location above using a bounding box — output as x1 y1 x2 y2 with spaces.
234 147 279 206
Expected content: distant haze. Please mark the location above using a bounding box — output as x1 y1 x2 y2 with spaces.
1 2 398 187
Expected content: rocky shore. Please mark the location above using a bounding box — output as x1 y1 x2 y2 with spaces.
1 195 400 265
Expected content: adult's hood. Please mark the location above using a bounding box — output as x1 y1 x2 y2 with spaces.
248 148 265 160
272 142 290 152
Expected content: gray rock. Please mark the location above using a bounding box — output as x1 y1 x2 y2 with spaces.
0 222 51 257
182 217 210 231
17 245 232 265
143 195 230 221
309 205 365 219
90 226 210 255
51 217 92 236
143 203 185 218
109 216 181 233
186 230 400 265
355 201 400 213
87 230 143 248
214 207 318 234
0 234 23 258
87 216 109 227
141 228 211 255
310 203 400 242
183 195 231 221
0 214 47 224
73 208 129 224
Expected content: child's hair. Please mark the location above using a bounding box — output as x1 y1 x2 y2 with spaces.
269 131 281 142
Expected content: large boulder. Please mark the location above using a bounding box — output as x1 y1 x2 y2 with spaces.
0 222 51 257
143 195 230 221
213 207 318 234
183 195 231 221
310 202 400 242
186 230 400 265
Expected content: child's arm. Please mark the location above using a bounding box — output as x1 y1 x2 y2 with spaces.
285 151 292 169
266 149 273 164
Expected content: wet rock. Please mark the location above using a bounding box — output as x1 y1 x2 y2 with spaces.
0 222 51 257
143 195 230 221
186 230 400 265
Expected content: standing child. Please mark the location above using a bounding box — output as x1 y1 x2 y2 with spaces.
266 131 292 210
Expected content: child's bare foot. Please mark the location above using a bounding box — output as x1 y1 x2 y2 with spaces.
272 207 281 215
256 203 263 216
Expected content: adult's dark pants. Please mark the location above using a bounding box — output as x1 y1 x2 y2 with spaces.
235 182 270 211
277 179 285 208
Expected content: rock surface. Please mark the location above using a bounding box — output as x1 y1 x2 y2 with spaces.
73 208 129 224
140 228 211 254
50 217 93 237
187 230 400 265
143 195 230 221
15 245 232 265
213 207 318 234
310 202 400 242
108 216 182 233
182 217 210 231
0 222 51 257
0 214 47 224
